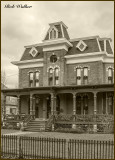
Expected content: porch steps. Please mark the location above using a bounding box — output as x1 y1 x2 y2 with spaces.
25 119 47 132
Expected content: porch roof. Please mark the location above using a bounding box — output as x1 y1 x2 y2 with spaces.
1 84 114 94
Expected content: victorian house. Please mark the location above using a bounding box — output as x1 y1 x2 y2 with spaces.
2 21 114 131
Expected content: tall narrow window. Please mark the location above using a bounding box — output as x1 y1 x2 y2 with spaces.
29 72 34 87
108 68 113 84
76 68 81 85
35 71 40 87
50 29 57 39
83 67 88 85
49 68 53 86
55 68 59 85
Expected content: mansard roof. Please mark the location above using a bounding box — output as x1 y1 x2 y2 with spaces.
20 46 43 61
44 21 70 41
13 21 113 62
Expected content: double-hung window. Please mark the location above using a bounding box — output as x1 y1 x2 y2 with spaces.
108 68 113 84
35 71 40 87
55 68 59 85
49 68 53 86
29 72 34 87
83 67 88 84
76 68 81 85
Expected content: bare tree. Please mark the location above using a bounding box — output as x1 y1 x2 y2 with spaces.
1 69 6 87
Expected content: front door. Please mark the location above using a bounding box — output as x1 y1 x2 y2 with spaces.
35 105 39 118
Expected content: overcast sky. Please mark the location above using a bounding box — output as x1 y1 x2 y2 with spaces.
1 1 114 88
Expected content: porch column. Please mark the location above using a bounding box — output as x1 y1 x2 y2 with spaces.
93 92 97 115
51 92 56 115
93 92 98 132
3 94 6 120
73 93 76 115
72 93 77 129
106 93 108 114
33 97 35 118
17 95 20 115
30 94 33 115
81 96 83 115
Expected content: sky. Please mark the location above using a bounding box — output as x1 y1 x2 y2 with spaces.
1 1 114 88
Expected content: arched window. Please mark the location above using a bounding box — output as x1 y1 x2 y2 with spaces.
35 71 40 87
83 95 88 115
83 67 88 85
49 68 53 86
29 72 34 87
55 68 59 85
50 28 57 39
76 68 81 85
108 68 113 84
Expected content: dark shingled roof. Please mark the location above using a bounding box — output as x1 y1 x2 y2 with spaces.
20 46 43 61
99 40 104 51
106 40 113 54
67 39 100 55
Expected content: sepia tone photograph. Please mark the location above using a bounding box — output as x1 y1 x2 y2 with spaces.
1 1 114 159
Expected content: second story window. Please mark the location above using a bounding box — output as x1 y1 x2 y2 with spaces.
49 68 53 86
55 68 59 85
35 71 40 87
76 68 81 85
83 67 88 85
108 68 113 84
29 72 34 87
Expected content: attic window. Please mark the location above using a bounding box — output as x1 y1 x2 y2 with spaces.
49 26 58 40
76 40 87 52
29 47 38 57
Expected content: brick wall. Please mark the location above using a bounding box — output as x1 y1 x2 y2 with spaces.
66 61 104 85
43 49 67 86
19 67 43 88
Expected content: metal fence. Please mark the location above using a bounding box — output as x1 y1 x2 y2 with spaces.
1 135 114 159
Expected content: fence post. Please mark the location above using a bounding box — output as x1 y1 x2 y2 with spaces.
19 137 23 159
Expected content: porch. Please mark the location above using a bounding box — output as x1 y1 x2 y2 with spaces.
1 84 114 132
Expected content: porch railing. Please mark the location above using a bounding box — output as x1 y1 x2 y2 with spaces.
54 114 114 133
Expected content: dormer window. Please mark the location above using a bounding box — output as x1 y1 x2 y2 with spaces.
49 26 58 40
29 47 38 57
76 40 87 52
